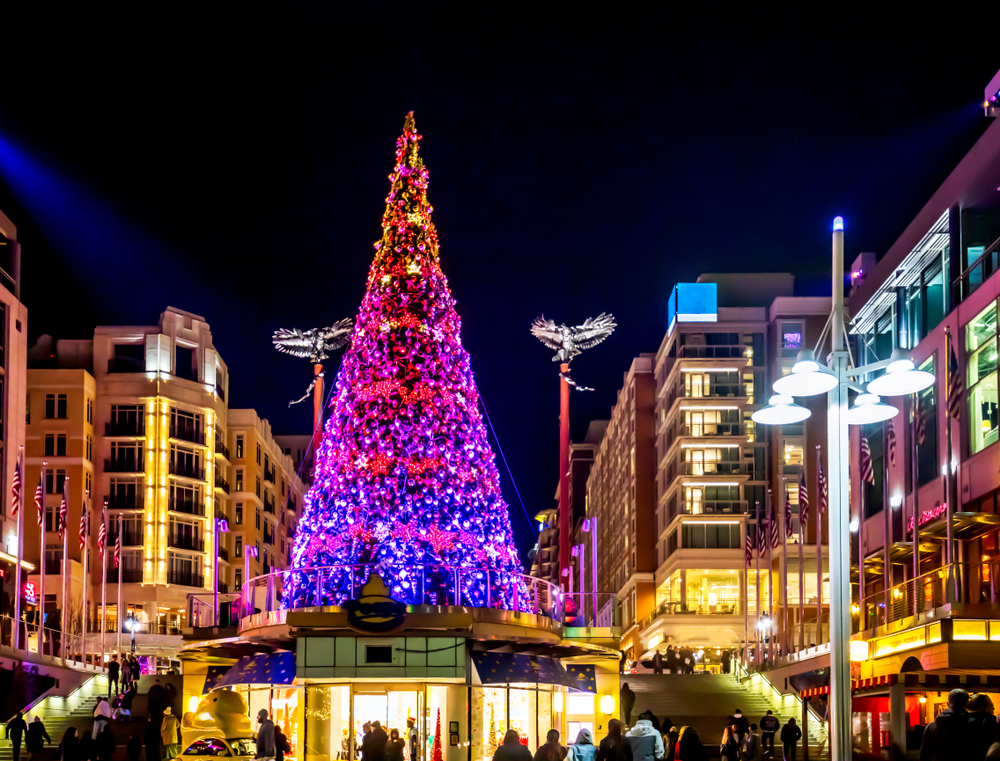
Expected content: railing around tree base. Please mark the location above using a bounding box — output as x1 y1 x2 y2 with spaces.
239 563 564 624
563 592 619 627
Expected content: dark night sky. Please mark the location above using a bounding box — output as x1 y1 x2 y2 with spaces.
0 9 996 562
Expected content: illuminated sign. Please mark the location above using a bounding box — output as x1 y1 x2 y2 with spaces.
24 582 36 605
907 503 947 535
668 283 718 335
873 625 927 658
849 641 869 662
782 332 802 350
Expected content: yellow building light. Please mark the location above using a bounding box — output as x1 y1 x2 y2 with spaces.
849 641 869 662
600 695 615 716
647 633 663 650
553 692 563 713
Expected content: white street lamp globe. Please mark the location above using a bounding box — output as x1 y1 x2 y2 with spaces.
845 392 899 426
866 349 935 396
752 394 812 425
772 350 838 397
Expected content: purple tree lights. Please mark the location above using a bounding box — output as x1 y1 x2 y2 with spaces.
285 113 527 611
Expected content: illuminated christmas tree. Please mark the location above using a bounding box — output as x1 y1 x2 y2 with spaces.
431 709 443 761
287 112 526 610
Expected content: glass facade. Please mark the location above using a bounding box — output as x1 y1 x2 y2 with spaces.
968 301 999 454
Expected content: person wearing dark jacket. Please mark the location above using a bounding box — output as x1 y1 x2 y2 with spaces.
675 726 707 761
534 730 566 761
386 730 404 761
59 727 79 761
256 710 277 761
652 651 663 675
144 712 163 761
725 710 750 743
493 731 533 761
275 727 292 761
759 711 779 757
147 680 166 717
968 693 997 761
596 720 631 761
107 656 120 697
127 733 142 761
26 718 51 761
920 689 970 761
96 725 116 761
7 711 27 761
361 721 388 761
778 719 801 761
620 684 636 727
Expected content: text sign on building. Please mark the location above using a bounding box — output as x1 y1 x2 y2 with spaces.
668 283 718 336
907 503 947 536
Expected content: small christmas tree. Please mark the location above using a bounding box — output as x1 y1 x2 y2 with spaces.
431 708 444 761
287 113 526 610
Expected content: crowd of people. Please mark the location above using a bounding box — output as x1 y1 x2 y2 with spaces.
916 688 1000 760
355 717 419 761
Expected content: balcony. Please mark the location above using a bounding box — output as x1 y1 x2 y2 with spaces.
168 498 205 517
169 461 205 480
679 344 751 360
219 546 229 563
105 457 143 474
678 383 747 400
680 462 752 477
678 422 745 437
680 500 748 515
264 466 276 484
214 473 230 494
44 559 63 575
955 233 1000 303
106 568 143 584
108 357 144 374
168 533 205 552
110 529 144 547
215 439 230 461
264 531 275 546
215 384 226 403
264 497 276 515
108 494 144 511
287 500 296 514
106 420 145 437
170 425 205 446
167 570 204 588
218 581 229 593
639 598 741 632
287 526 295 540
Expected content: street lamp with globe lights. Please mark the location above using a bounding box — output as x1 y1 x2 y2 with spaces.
750 216 934 760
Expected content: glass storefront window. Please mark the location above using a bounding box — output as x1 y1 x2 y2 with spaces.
685 569 740 614
272 689 301 761
968 301 999 454
305 685 350 761
970 372 999 454
967 302 997 354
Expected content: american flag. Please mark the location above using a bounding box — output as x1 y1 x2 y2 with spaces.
10 461 20 517
887 418 896 467
860 436 874 484
915 396 926 446
744 522 754 566
784 487 794 538
818 458 828 514
58 479 68 540
798 466 809 531
756 509 765 557
79 503 89 552
947 343 963 420
769 508 779 549
97 506 107 558
114 522 121 569
34 475 44 528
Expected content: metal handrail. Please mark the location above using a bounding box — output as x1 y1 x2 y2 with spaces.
953 233 1000 286
239 563 562 623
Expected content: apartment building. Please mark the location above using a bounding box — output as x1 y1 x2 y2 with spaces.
585 356 656 657
26 307 306 661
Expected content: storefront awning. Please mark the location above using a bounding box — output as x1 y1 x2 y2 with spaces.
801 671 1000 699
202 665 231 694
213 652 296 689
472 652 595 692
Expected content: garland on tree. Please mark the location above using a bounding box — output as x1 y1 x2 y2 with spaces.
286 113 527 610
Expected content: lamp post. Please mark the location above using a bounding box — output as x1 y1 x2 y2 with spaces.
125 612 136 654
752 216 933 759
214 517 229 627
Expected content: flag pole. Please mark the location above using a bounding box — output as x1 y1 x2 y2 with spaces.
884 423 892 624
766 489 774 664
781 487 789 658
816 446 822 647
743 514 749 669
911 396 920 613
13 447 23 651
39 461 47 656
81 493 89 665
101 496 108 663
116 513 122 658
61 478 69 661
944 326 958 602
798 465 806 654
754 500 761 668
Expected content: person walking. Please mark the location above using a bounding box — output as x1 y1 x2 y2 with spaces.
364 721 388 761
968 693 997 761
758 711 779 757
725 710 749 743
78 734 94 761
625 720 663 761
275 726 291 761
665 647 677 675
96 725 116 761
920 688 970 761
567 729 596 761
92 698 111 740
144 711 163 761
662 728 677 761
652 650 663 676
386 730 404 761
107 655 120 697
620 683 636 727
778 719 800 761
743 725 762 761
674 727 707 761
7 711 27 761
121 682 136 722
256 709 277 761
58 728 79 761
147 679 166 717
534 730 566 761
721 650 731 675
595 720 631 761
26 717 51 761
406 717 418 761
719 725 741 761
126 733 142 761
493 731 532 761
160 706 181 760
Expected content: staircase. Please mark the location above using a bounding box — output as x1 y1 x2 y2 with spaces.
0 676 110 759
623 673 829 759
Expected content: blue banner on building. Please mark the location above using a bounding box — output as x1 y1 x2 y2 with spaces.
213 652 296 689
472 652 596 693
